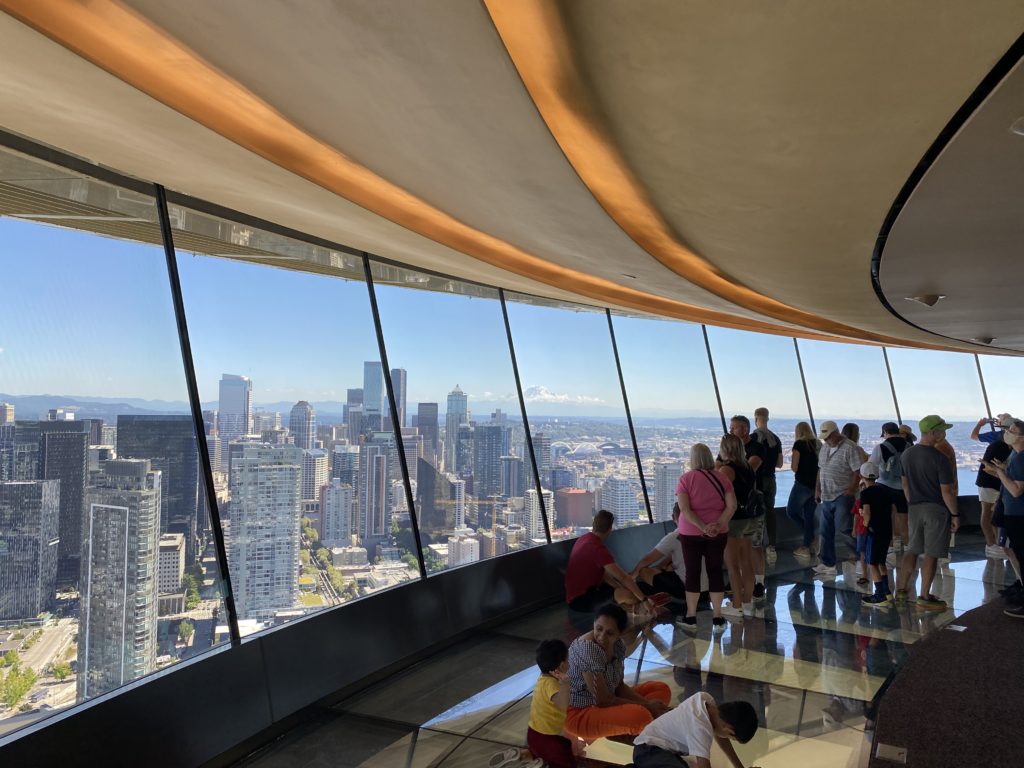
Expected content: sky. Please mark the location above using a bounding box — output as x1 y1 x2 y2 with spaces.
1 216 1019 423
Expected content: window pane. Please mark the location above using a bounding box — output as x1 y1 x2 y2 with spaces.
797 339 896 460
704 327 810 504
610 314 720 522
887 349 988 494
978 354 1024 421
504 295 645 538
0 148 228 735
171 205 421 636
370 264 534 573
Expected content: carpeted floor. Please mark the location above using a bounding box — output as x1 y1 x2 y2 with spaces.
870 597 1024 767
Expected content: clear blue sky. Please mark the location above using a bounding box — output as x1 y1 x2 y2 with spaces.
2 217 1019 422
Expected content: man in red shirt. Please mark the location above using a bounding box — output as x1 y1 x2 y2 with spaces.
565 510 653 613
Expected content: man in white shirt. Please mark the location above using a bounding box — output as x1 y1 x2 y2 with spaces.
814 421 863 578
633 692 760 768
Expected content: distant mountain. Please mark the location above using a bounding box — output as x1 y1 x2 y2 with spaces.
0 393 191 421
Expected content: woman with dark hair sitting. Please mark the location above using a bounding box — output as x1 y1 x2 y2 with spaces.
564 604 672 742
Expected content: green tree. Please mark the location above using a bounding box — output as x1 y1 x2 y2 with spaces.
182 573 201 610
178 620 195 643
2 650 19 668
51 662 71 682
1 664 37 708
299 550 311 567
401 553 419 570
315 547 331 567
303 526 319 545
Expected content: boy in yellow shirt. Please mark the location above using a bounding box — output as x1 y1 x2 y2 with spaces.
526 639 579 767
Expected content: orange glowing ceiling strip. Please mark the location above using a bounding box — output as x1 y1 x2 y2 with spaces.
483 0 926 347
0 0 918 345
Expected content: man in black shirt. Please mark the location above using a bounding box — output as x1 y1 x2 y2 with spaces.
754 407 784 563
970 414 1013 558
731 415 768 599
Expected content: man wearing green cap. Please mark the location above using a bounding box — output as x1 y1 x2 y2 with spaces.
895 415 960 610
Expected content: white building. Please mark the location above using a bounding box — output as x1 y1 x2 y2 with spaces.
601 476 638 524
653 461 683 523
321 479 354 548
157 533 185 594
525 488 553 542
447 534 480 569
301 448 328 501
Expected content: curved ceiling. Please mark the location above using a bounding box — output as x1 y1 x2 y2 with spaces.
0 0 1022 351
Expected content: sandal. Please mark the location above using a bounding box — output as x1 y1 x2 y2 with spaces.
489 748 520 768
647 592 672 608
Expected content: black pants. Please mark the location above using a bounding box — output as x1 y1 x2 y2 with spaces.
1004 516 1024 578
639 571 686 599
568 582 614 613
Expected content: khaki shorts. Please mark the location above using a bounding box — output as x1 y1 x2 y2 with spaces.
729 516 765 547
979 487 1000 505
907 502 951 559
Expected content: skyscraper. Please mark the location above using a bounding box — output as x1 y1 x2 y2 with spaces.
400 428 423 485
226 445 302 621
116 415 200 562
653 461 683 523
79 459 161 701
554 487 595 529
0 402 14 424
444 386 468 472
330 445 359 486
389 368 407 429
451 477 467 530
218 374 253 444
526 432 552 491
472 424 505 499
500 455 525 498
301 448 328 501
601 477 637 523
289 401 316 451
525 488 552 542
359 434 393 552
362 362 385 433
320 479 354 548
416 403 439 467
0 480 59 620
253 410 281 433
157 533 185 594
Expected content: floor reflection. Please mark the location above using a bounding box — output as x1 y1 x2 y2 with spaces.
241 534 1001 767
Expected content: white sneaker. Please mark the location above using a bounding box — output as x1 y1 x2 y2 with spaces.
793 546 812 559
766 546 778 564
986 544 1007 559
813 563 837 578
742 602 754 617
720 603 744 620
855 562 864 576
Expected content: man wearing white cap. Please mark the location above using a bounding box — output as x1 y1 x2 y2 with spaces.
813 421 863 578
895 415 960 610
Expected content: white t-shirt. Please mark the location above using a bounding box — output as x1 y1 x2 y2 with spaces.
634 692 715 757
654 531 686 581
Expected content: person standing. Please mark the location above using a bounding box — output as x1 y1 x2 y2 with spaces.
858 462 895 607
981 419 1024 619
813 421 862 578
730 415 768 599
895 416 960 610
786 422 820 559
841 423 869 463
753 407 784 564
971 414 1014 558
717 434 760 618
868 423 909 554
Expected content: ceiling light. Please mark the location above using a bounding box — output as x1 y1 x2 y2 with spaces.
971 337 996 345
1010 117 1024 136
904 294 946 307
621 273 637 279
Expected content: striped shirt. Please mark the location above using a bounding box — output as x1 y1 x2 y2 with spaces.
817 437 862 501
567 635 625 708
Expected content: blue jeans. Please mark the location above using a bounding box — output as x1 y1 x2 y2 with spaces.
786 481 818 547
820 494 855 567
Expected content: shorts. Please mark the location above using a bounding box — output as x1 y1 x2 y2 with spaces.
868 528 892 565
729 515 765 547
979 486 1000 504
568 582 614 613
855 532 869 557
886 485 909 516
906 502 951 559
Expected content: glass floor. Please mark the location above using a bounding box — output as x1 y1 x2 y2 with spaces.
239 533 1009 767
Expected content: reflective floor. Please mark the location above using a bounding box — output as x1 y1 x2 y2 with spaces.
241 533 1009 767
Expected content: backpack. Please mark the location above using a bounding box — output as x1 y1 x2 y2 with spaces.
878 439 905 484
746 487 767 518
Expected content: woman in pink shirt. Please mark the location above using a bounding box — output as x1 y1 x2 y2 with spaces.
676 443 737 633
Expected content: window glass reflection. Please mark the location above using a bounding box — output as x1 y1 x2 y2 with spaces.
370 263 536 573
610 314 720 522
505 296 646 538
0 148 228 736
173 205 421 635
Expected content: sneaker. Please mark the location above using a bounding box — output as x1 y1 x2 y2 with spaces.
720 603 744 620
916 595 947 612
855 562 864 576
862 593 893 608
712 617 727 633
742 602 754 617
986 544 1007 559
793 546 812 559
489 748 521 768
677 616 698 633
1004 605 1024 619
813 563 837 578
894 589 909 604
999 580 1023 597
752 583 766 600
522 760 543 768
766 546 778 564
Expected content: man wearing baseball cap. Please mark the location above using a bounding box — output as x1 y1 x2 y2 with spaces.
813 420 863 578
895 415 959 610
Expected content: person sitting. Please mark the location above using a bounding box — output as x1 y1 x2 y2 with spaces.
565 510 655 615
630 503 688 604
632 692 760 768
565 604 672 742
521 639 581 768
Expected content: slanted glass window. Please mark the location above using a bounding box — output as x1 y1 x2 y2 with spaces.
504 294 645 538
370 263 534 573
610 314 720 523
887 349 988 494
170 203 422 634
0 147 228 735
704 327 810 504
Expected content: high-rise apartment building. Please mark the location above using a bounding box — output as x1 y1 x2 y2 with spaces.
320 479 354 548
0 402 14 425
446 534 479 569
79 459 161 701
226 445 302 621
400 428 422 485
362 362 385 433
289 401 316 451
653 461 683 523
451 477 467 530
218 374 253 443
416 403 439 467
0 480 59 620
358 434 393 551
389 368 407 429
301 448 328 501
444 386 468 472
601 477 637 523
253 410 281 433
526 433 552 491
500 455 525 499
525 488 551 542
116 415 200 562
157 533 185 594
472 424 505 499
330 444 359 487
554 487 595 529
